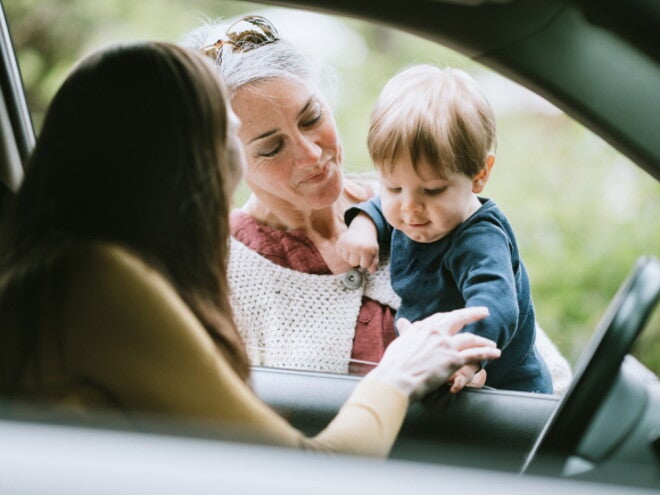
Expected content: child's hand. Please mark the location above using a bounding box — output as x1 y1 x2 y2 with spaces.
448 364 486 393
337 213 380 274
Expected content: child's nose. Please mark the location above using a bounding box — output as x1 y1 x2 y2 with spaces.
401 194 423 213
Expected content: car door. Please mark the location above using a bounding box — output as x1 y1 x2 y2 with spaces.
1 1 657 485
252 366 558 467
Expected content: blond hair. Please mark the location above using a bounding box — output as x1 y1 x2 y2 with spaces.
368 65 496 178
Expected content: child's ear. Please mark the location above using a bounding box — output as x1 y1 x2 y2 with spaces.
472 154 495 193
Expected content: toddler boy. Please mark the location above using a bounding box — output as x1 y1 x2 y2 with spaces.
337 65 552 393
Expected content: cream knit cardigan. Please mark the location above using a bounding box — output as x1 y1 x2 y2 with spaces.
228 238 572 393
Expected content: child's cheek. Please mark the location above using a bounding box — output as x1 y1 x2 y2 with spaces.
380 194 400 227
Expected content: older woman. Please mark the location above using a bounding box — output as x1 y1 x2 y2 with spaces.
186 15 571 392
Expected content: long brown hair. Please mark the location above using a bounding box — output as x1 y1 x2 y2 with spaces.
0 42 249 390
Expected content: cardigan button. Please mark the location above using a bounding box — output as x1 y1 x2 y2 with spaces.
342 268 363 290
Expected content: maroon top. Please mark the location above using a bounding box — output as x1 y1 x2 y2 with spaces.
230 210 397 375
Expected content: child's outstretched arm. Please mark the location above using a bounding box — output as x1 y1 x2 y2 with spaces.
337 212 380 274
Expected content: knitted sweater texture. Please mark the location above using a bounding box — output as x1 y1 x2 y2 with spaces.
228 237 400 373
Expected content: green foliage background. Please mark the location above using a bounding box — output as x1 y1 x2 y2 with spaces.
4 0 658 373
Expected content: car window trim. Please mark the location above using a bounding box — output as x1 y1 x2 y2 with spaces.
0 1 33 191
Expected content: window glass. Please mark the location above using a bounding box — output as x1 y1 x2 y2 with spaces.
6 0 658 377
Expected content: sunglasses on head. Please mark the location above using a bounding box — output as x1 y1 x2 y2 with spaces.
201 15 280 62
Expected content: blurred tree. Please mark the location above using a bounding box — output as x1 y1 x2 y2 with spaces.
3 0 247 128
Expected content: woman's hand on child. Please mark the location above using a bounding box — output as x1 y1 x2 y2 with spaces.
368 307 500 401
337 213 380 274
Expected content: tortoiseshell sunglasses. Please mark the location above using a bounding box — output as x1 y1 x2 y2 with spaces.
200 15 280 62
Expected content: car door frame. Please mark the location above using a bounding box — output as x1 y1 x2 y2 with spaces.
0 1 30 195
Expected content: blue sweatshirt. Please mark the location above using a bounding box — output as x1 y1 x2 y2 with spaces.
346 197 552 393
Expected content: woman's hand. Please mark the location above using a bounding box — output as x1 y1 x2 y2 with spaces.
336 213 380 274
368 308 500 401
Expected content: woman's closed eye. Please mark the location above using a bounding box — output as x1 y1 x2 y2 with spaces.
256 139 283 158
254 107 324 159
301 107 323 128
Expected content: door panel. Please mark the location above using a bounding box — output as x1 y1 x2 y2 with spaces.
251 366 558 469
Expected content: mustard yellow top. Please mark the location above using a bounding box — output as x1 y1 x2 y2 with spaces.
0 243 408 456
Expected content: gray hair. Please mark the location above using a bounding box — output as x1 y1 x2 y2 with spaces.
183 19 338 103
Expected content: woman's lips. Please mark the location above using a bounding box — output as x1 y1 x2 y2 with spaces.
300 166 329 184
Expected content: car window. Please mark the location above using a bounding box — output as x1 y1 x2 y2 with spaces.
4 0 659 384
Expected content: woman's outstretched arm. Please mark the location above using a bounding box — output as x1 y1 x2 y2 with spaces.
63 243 499 456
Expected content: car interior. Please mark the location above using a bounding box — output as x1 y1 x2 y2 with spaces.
0 0 658 492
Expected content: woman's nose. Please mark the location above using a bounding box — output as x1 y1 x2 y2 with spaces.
294 134 322 168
